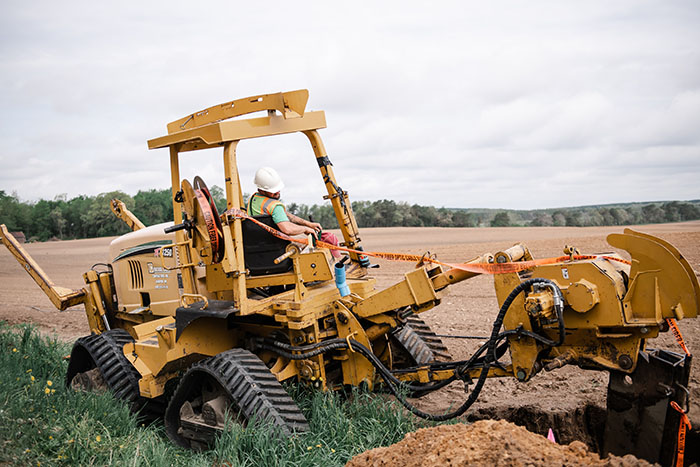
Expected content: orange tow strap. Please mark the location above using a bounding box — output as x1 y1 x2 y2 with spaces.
666 318 692 466
223 208 632 274
670 401 692 467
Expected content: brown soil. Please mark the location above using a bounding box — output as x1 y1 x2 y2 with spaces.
1 221 699 458
346 419 652 467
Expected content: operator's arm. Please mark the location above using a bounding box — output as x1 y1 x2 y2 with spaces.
277 220 317 236
288 213 322 233
271 205 318 237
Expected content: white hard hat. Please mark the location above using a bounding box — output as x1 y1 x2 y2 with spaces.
254 167 284 193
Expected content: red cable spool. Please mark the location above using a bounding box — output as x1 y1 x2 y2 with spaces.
193 176 225 264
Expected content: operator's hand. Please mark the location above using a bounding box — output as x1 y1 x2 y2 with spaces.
303 226 319 238
308 221 322 234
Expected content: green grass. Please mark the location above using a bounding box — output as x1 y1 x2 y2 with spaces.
0 322 424 466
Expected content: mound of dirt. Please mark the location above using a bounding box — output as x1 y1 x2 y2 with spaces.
346 420 651 467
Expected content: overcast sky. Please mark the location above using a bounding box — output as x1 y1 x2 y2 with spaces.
1 1 698 210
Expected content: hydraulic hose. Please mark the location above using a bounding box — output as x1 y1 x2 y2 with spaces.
255 277 566 421
477 277 565 367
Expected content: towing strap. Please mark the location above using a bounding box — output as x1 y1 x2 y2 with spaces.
670 401 692 467
666 317 692 467
223 207 632 274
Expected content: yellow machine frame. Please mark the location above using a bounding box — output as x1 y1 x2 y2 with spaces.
1 89 698 461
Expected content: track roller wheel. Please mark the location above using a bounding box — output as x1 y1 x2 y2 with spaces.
164 348 309 450
66 329 143 410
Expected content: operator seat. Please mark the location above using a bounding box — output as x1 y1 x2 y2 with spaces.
241 215 292 276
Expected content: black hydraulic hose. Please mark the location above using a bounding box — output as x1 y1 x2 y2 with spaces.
257 339 444 392
258 336 457 391
477 278 565 367
259 336 482 420
392 277 566 421
256 277 566 422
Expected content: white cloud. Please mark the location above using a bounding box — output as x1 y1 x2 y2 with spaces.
0 1 698 210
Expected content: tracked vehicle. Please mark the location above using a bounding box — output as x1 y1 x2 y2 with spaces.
1 90 698 463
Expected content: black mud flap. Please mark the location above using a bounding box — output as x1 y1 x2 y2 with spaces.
175 300 238 341
603 348 691 466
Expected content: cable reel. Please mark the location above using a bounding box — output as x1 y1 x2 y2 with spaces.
178 176 225 264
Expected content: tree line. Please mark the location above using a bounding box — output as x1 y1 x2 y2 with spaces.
0 188 698 242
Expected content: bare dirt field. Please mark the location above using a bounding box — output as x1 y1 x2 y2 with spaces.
1 221 699 458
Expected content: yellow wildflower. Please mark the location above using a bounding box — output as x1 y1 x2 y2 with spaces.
51 389 55 394
26 369 32 373
96 435 101 442
307 446 313 450
31 375 35 382
12 348 17 352
47 380 53 387
331 448 336 453
49 436 53 440
316 444 322 448
44 387 51 395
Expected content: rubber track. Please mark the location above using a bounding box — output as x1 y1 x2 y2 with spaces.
391 325 434 365
405 316 452 361
66 330 143 410
165 348 308 446
391 317 452 365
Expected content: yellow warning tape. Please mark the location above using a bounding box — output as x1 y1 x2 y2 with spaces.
224 207 631 274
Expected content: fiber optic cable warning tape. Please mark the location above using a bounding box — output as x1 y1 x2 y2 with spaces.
224 208 632 275
665 318 692 466
670 401 692 467
666 318 692 357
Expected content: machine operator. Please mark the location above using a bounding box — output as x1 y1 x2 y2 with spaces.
247 167 340 257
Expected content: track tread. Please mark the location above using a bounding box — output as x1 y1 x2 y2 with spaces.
66 330 143 409
405 316 452 361
390 316 452 366
165 348 308 447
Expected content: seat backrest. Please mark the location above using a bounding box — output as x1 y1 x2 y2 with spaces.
241 215 292 276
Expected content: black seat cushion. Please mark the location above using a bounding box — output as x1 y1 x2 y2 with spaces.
242 215 292 276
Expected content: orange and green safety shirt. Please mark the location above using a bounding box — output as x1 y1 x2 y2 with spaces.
246 193 290 224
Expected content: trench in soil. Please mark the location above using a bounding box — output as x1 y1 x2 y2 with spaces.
466 404 607 453
465 404 700 464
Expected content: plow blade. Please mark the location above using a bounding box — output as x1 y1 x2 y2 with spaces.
607 228 700 323
604 349 691 466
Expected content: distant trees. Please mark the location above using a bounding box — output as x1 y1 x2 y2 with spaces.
490 212 511 227
344 201 475 228
1 187 698 242
528 202 700 228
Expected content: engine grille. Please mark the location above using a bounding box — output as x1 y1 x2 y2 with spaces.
128 260 143 289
